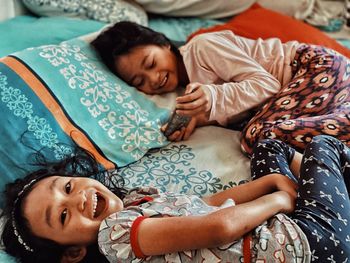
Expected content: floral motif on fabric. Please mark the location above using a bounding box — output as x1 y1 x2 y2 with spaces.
114 144 248 196
36 42 166 161
0 72 72 159
23 0 148 25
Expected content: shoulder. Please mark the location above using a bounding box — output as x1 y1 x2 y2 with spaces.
187 30 237 47
98 209 143 261
180 30 242 57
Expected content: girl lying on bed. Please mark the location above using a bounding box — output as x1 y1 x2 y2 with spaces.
2 135 350 262
91 21 350 155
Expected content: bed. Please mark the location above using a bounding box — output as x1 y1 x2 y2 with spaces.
0 0 349 262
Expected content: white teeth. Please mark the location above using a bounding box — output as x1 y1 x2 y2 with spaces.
160 74 168 87
93 193 98 217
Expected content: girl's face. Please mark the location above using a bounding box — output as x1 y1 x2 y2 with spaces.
114 44 180 95
23 176 123 246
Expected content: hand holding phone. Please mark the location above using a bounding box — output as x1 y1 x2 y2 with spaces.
163 112 191 137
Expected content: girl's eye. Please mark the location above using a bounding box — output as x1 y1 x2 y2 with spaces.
65 182 71 194
61 209 67 225
136 79 144 88
146 59 155 69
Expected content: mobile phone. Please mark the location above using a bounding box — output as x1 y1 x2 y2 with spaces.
163 112 191 137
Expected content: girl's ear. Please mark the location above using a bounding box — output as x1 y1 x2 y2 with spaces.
61 246 87 263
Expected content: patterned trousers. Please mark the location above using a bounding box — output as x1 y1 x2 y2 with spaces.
241 44 350 156
251 135 350 262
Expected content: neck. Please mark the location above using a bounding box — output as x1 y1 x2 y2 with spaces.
177 55 189 87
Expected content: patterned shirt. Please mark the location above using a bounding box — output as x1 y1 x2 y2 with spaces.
98 187 310 262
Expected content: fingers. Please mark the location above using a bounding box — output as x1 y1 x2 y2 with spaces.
176 87 204 105
185 82 201 94
176 106 206 116
176 86 209 116
167 127 186 142
183 118 197 140
163 118 197 142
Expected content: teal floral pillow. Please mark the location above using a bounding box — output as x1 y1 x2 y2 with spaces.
22 0 148 25
0 36 169 194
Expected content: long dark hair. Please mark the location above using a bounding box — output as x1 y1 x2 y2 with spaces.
91 21 181 76
1 146 127 263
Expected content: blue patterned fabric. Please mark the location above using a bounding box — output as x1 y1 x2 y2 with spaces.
0 37 170 200
22 0 148 25
16 38 169 163
0 62 75 188
117 142 249 196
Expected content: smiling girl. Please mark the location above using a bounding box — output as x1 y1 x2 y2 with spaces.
91 21 350 153
2 135 350 262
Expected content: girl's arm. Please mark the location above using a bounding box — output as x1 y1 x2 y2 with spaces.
203 140 302 207
202 173 297 206
137 191 292 256
176 32 281 126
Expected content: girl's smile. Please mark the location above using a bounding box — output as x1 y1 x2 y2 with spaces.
23 176 123 246
114 44 182 95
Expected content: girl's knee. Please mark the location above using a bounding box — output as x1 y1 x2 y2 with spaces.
251 138 282 155
304 135 345 162
308 135 340 149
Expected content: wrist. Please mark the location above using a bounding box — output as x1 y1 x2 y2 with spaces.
272 191 292 213
202 85 213 113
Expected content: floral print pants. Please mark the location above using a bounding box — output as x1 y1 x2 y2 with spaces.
251 135 350 262
241 44 350 156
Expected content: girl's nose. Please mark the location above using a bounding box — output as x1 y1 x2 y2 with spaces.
148 71 159 89
70 190 86 212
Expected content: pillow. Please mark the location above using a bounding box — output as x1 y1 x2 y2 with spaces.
22 0 148 25
149 17 223 42
0 36 172 194
189 3 350 58
134 0 254 19
0 15 105 58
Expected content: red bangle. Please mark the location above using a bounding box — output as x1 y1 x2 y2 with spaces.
130 216 147 258
243 233 252 263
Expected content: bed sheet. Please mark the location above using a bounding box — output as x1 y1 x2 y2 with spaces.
1 12 349 262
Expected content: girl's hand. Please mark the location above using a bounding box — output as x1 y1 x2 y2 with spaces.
274 191 295 214
161 117 197 141
175 83 212 116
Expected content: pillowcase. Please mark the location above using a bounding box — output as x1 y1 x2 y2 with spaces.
0 36 171 195
22 0 148 25
0 15 105 58
148 17 223 42
189 3 350 58
134 0 254 19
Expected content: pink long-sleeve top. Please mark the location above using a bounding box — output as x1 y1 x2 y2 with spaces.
179 30 301 126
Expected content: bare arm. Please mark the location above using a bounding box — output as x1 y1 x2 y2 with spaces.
203 149 302 206
137 191 292 256
202 175 275 206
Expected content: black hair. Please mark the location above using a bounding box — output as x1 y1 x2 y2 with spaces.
1 146 127 263
91 21 181 76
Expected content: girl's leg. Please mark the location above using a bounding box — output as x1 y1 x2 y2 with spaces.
241 45 350 156
245 112 350 154
292 135 350 262
251 139 297 183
